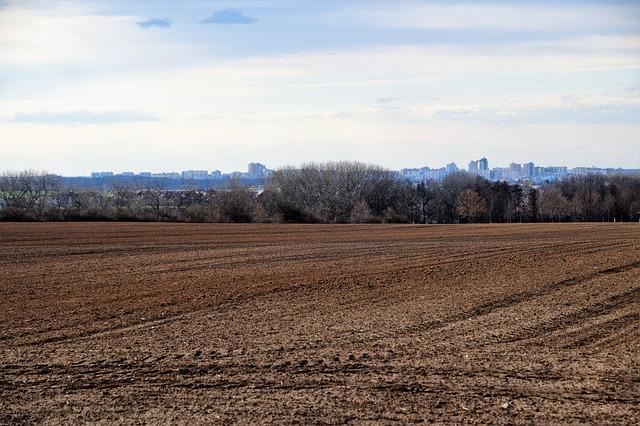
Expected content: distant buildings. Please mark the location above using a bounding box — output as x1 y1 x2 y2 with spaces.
467 158 490 179
536 166 567 181
246 162 272 179
181 170 209 180
401 163 458 182
523 162 535 177
91 172 114 178
248 162 268 174
545 166 568 174
573 167 607 176
458 158 640 184
151 172 180 179
491 162 543 181
478 158 489 171
89 162 271 182
88 159 639 186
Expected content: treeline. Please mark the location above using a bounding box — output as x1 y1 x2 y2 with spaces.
1 163 639 223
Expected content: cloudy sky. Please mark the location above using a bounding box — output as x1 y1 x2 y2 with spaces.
1 0 639 175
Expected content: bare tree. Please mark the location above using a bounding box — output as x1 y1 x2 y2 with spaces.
0 172 28 209
111 183 138 218
32 173 59 219
628 200 640 222
349 200 374 223
602 193 615 222
0 171 59 219
268 161 412 223
618 184 639 221
456 189 488 223
539 186 567 222
415 182 433 224
525 186 539 222
142 179 168 219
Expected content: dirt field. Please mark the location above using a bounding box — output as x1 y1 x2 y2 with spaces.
0 223 638 424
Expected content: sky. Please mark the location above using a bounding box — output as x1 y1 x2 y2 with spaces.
0 0 639 175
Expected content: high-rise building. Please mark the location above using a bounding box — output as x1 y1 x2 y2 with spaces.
509 163 522 173
478 157 489 171
468 160 478 172
523 162 535 177
248 162 268 175
446 163 458 174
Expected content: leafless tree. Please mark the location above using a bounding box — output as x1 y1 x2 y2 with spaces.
0 171 59 219
0 171 28 209
142 179 168 219
539 186 567 222
456 189 488 223
349 200 374 223
628 200 640 222
111 183 138 218
32 173 60 219
269 161 411 223
602 193 615 222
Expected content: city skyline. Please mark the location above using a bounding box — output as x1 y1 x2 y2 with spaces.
7 154 638 178
75 158 639 187
1 0 639 174
8 156 640 178
58 158 640 178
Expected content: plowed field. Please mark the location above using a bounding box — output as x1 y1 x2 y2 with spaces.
1 223 639 424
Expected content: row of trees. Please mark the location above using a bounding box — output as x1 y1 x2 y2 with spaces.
1 165 639 223
0 171 263 223
413 172 640 224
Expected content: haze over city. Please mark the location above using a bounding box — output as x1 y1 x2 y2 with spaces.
1 0 639 175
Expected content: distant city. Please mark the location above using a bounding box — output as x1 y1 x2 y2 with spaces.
90 162 271 182
400 158 639 185
84 160 640 186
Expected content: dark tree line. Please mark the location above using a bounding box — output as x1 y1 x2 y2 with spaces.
1 165 639 223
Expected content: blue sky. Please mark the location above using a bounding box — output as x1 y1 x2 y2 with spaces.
0 0 639 174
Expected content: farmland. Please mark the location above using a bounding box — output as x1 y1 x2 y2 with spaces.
0 223 639 423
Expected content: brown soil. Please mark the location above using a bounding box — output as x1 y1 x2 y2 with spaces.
0 222 639 424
